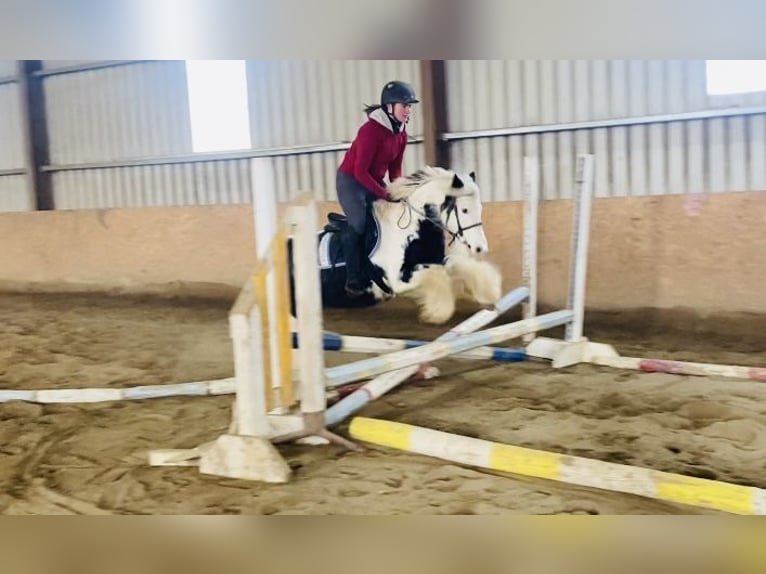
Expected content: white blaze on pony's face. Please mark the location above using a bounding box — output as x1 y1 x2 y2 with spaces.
444 171 490 257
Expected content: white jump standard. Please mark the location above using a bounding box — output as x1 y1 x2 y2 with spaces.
521 154 766 383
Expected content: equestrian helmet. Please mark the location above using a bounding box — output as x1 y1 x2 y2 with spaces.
381 81 419 106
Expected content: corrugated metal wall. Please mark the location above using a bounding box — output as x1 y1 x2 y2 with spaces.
248 60 423 147
52 160 254 210
2 59 764 211
447 60 766 200
43 60 197 209
37 59 424 208
0 61 28 211
0 176 32 212
0 81 24 170
247 60 424 201
447 60 766 130
46 61 192 164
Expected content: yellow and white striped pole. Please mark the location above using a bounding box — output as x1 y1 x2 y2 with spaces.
349 417 766 515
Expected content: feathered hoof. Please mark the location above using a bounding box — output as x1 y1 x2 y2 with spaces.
447 255 503 305
473 278 502 305
418 302 454 325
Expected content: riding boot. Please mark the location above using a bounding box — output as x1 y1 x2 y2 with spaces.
342 229 366 297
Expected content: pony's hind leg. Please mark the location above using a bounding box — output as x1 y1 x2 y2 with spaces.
399 264 456 324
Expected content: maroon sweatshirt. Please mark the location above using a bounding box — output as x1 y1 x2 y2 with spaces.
339 108 408 200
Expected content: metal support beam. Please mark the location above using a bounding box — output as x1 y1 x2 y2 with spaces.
0 168 25 177
18 60 53 210
419 60 450 167
442 106 766 142
41 138 424 173
32 60 153 78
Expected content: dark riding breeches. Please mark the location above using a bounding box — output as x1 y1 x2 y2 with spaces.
336 170 375 234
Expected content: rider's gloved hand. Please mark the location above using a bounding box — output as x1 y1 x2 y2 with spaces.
385 193 402 203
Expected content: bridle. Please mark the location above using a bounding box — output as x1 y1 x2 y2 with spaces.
441 196 484 247
397 196 484 251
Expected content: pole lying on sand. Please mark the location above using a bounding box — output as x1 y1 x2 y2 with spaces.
349 417 766 516
0 381 237 404
591 355 766 382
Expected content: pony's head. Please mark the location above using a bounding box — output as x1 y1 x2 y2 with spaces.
387 167 489 256
440 171 489 257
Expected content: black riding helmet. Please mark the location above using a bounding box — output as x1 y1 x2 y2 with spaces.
381 81 419 106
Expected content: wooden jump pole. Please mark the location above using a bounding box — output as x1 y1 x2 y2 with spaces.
350 417 766 515
324 286 530 427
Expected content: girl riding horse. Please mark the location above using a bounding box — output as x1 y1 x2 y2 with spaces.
290 166 501 325
336 80 418 298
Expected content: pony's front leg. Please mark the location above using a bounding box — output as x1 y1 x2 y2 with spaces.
396 264 456 325
444 254 503 306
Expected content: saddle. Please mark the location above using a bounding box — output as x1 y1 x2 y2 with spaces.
323 212 349 233
321 211 392 296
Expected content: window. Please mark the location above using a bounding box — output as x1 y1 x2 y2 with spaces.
705 60 766 96
185 60 252 152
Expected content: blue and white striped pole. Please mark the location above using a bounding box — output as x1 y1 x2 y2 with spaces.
324 309 572 390
325 287 530 426
294 332 527 364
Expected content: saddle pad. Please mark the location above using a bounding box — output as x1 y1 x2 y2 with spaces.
318 232 343 270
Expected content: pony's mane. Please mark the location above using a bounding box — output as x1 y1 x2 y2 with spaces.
387 166 454 201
